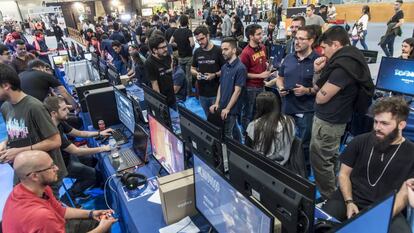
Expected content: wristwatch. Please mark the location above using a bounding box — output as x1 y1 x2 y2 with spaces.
345 199 354 205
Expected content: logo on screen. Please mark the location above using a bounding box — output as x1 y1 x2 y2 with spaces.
394 69 414 78
197 166 220 193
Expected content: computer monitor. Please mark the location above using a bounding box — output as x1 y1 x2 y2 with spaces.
360 49 378 64
177 105 226 173
148 114 185 174
52 54 69 68
114 88 135 133
84 53 92 61
133 123 149 163
99 58 108 78
226 138 316 233
130 96 148 125
142 84 172 130
107 63 121 86
376 57 414 96
334 192 396 233
193 154 274 233
91 53 99 70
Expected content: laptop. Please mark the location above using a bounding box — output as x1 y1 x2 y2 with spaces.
360 50 379 64
109 124 148 172
52 54 69 68
333 192 396 233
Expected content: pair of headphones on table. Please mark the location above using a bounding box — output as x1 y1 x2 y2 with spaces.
119 172 147 190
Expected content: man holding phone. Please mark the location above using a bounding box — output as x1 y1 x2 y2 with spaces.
265 25 319 175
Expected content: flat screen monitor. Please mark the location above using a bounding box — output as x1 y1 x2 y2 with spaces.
193 154 274 233
133 123 149 163
226 138 315 233
99 58 108 78
91 53 99 69
142 84 171 130
335 192 395 233
148 114 185 174
177 105 225 173
84 53 92 61
107 63 121 85
376 56 414 96
52 55 69 68
114 88 135 133
360 49 378 64
130 96 148 124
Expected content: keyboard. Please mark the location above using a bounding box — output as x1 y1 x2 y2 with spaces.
113 149 143 172
112 129 128 145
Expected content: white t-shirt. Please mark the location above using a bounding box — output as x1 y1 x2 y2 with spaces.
358 14 369 31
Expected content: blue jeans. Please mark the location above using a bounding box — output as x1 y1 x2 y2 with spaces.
199 96 216 118
352 30 368 50
241 87 264 133
291 112 314 174
380 33 396 57
224 114 241 140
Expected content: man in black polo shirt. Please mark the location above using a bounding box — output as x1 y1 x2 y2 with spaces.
191 25 225 116
323 97 414 233
380 0 404 57
169 15 195 95
144 35 176 107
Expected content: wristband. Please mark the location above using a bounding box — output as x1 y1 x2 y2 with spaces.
88 210 94 219
345 199 354 205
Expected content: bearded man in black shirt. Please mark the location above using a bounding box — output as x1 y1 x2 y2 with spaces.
323 96 414 233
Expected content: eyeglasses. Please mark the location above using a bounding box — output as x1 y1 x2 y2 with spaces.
26 162 57 177
294 37 310 41
157 45 167 50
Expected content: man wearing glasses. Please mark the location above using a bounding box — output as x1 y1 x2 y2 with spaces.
265 26 319 176
0 44 12 66
11 39 36 74
2 150 116 233
144 35 176 107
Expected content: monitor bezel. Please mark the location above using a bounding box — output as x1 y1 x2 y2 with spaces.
148 113 185 174
98 58 108 77
142 84 172 129
107 63 121 85
114 88 136 133
359 49 378 64
375 56 414 96
193 153 275 233
52 54 69 67
132 123 149 163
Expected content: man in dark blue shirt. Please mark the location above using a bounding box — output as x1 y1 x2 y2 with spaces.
109 22 126 44
265 25 319 175
100 34 115 59
111 40 129 75
210 38 246 139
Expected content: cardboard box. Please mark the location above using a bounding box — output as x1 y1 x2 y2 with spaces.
157 169 197 225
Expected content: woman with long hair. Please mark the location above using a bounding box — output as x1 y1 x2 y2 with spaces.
401 37 414 59
246 92 296 165
351 5 370 50
231 15 244 42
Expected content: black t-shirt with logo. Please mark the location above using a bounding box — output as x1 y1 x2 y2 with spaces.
192 45 225 97
172 27 193 58
340 133 414 208
144 55 176 106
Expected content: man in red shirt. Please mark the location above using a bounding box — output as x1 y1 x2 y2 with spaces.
239 24 276 133
2 150 116 233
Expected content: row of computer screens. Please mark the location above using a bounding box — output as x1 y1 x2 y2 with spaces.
90 53 122 86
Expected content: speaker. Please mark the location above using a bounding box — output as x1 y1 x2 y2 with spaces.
85 85 126 129
120 172 147 190
75 80 110 112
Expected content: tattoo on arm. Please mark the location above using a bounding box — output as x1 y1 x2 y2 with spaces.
320 89 327 96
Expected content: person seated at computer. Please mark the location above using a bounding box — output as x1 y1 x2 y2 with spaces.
172 56 187 104
111 40 129 75
322 96 414 233
401 37 414 59
2 150 116 233
44 96 113 204
245 92 295 165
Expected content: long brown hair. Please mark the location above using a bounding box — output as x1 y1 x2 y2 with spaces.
362 5 371 21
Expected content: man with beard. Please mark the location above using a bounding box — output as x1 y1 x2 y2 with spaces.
191 25 225 116
285 16 305 55
144 35 176 107
2 150 116 233
323 96 414 233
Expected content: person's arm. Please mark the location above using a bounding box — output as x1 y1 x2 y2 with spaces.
221 85 242 120
393 181 409 217
64 143 110 156
240 51 272 79
68 128 113 138
393 18 404 29
151 80 160 92
315 81 341 104
55 86 78 110
65 208 116 233
339 163 360 219
169 36 177 47
189 36 195 48
209 85 221 113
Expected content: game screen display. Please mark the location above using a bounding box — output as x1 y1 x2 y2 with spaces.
148 114 184 174
193 155 273 233
53 55 69 67
376 57 414 96
114 90 135 133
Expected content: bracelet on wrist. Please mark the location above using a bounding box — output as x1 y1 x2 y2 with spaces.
345 199 354 205
88 210 94 219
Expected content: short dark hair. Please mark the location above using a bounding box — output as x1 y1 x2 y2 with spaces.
373 96 409 122
292 16 306 27
86 28 93 33
268 17 277 25
148 34 166 51
0 63 21 90
44 96 65 113
298 25 319 41
319 26 350 46
221 37 237 49
396 0 403 4
152 14 160 22
169 18 176 24
28 59 49 69
179 14 189 27
113 22 120 31
307 4 316 10
0 44 9 55
111 40 122 48
194 25 209 36
142 21 151 28
245 24 262 40
14 39 25 47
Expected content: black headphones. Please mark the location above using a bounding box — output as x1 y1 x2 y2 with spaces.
119 172 148 190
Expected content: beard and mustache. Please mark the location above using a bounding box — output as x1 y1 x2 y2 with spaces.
371 126 400 153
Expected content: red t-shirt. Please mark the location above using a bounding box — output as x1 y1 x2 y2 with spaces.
2 184 67 233
240 44 267 88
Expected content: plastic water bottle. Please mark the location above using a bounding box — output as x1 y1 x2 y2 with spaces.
108 138 118 158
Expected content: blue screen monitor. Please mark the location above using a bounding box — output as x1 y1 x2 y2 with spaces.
376 57 414 96
335 192 395 233
114 89 135 133
194 154 274 233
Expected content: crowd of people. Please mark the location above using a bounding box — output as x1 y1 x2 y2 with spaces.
1 0 414 232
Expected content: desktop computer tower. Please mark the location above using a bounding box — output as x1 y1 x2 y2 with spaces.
85 85 126 129
75 80 110 112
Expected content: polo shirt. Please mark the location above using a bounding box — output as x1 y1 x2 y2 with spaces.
219 58 247 115
278 51 319 114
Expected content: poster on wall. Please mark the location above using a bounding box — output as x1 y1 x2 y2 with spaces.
142 8 153 16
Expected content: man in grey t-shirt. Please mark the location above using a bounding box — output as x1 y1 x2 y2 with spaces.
305 4 326 27
0 63 66 198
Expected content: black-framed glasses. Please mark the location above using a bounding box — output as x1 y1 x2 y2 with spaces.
294 37 310 41
26 162 57 177
157 45 167 50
